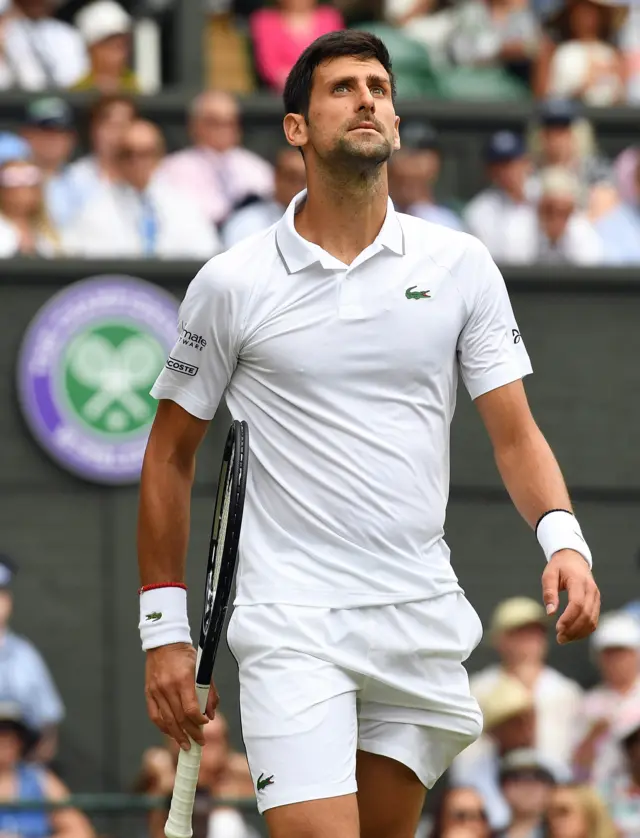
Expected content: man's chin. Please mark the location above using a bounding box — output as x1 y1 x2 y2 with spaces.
334 137 392 167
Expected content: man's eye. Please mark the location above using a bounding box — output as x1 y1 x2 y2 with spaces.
371 86 386 95
333 84 349 93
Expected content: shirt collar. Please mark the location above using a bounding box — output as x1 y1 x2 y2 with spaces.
275 189 405 274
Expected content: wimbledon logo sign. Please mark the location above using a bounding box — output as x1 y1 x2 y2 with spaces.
17 276 179 484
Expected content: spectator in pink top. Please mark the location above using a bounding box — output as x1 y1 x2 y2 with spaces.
250 0 345 92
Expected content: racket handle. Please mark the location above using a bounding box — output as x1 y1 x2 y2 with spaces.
164 685 210 838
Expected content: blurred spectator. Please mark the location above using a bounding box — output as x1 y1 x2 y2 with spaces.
588 179 640 265
223 147 306 248
250 0 344 92
0 160 62 257
599 704 640 838
0 556 64 764
447 0 543 85
72 1 140 93
468 598 581 775
619 3 640 103
0 0 88 90
427 786 491 838
21 97 83 229
388 124 464 231
66 94 136 213
614 145 640 206
0 701 94 838
539 0 627 106
573 612 640 785
0 132 31 165
497 749 557 838
450 674 541 830
64 119 220 259
545 785 618 838
530 100 612 201
529 166 602 264
158 91 274 228
464 131 534 261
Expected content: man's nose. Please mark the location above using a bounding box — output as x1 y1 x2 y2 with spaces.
356 84 376 112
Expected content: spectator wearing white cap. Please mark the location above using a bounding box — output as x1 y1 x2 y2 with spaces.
573 611 640 785
72 0 140 93
451 674 549 830
465 597 583 770
0 0 88 91
497 749 558 838
599 704 640 838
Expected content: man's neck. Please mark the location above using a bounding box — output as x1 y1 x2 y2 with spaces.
610 676 639 695
97 156 120 181
509 814 540 838
295 164 389 265
504 661 543 689
502 186 525 204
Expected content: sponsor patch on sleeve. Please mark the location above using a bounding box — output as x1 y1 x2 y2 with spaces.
165 356 199 377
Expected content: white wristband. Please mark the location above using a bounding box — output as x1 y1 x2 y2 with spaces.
536 510 593 569
139 587 192 651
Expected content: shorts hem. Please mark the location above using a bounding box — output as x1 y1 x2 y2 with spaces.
255 780 358 814
358 738 436 789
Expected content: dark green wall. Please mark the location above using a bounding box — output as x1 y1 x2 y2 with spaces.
1 262 639 795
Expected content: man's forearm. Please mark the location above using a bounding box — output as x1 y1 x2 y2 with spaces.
494 422 572 529
137 442 195 586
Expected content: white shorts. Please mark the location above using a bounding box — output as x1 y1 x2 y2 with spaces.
227 592 484 814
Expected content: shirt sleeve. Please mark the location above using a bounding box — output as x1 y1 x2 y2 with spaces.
20 643 65 728
457 236 532 400
150 262 240 420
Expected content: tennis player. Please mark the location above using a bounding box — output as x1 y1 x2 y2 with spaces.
138 30 600 838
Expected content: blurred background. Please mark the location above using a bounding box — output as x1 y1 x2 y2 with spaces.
0 0 639 837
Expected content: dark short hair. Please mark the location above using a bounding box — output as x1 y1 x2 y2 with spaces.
283 30 396 119
89 94 137 127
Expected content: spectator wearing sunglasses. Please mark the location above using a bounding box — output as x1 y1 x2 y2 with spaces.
427 787 490 838
64 120 221 260
496 750 557 838
0 159 61 257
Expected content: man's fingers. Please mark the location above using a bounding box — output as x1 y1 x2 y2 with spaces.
153 691 191 751
541 563 560 615
179 683 209 742
206 683 220 721
162 684 205 747
557 579 598 643
146 692 169 736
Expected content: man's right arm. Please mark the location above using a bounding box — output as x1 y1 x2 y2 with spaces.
138 399 212 750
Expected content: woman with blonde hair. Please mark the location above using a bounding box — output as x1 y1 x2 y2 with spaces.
545 784 618 838
0 159 62 257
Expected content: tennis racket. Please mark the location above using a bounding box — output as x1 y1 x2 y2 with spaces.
164 419 250 838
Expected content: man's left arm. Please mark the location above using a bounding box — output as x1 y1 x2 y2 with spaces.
475 379 600 644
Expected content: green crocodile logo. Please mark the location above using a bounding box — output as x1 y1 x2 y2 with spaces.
405 286 431 300
145 612 162 622
257 773 274 792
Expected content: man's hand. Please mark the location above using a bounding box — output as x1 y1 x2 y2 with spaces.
145 643 219 750
541 549 600 644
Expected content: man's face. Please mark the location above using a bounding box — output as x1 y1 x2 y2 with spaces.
492 709 536 752
0 591 12 628
91 34 131 73
14 0 52 18
23 127 75 171
0 729 21 771
496 623 548 666
489 157 529 194
502 774 554 818
541 125 575 166
91 102 136 160
193 99 240 153
117 124 163 192
538 195 575 243
290 56 399 172
274 150 307 207
389 149 440 209
598 647 640 688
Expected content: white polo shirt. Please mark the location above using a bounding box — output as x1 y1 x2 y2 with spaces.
151 192 532 608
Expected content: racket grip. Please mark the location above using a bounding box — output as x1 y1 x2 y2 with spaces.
164 685 210 838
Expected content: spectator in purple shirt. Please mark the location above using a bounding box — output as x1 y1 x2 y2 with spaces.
157 91 274 228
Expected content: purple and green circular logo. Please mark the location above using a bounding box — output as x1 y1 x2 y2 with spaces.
17 276 179 485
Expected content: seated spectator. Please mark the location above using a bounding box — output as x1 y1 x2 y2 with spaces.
158 91 274 228
588 179 640 265
0 556 64 764
250 0 344 93
0 0 88 90
497 749 557 838
464 131 535 261
73 1 140 93
539 0 627 105
447 0 543 85
0 159 62 257
530 100 612 203
450 674 540 830
64 119 220 259
614 145 640 205
223 147 306 248
0 702 94 838
388 124 463 230
21 97 83 229
545 785 618 838
599 705 640 838
427 786 491 838
573 612 640 785
66 94 137 216
464 598 581 780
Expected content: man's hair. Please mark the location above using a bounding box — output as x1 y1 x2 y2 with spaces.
283 31 396 119
89 94 137 127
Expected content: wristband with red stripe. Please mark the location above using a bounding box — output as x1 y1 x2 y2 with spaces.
138 581 187 594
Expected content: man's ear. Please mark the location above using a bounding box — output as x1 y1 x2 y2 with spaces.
283 113 308 151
